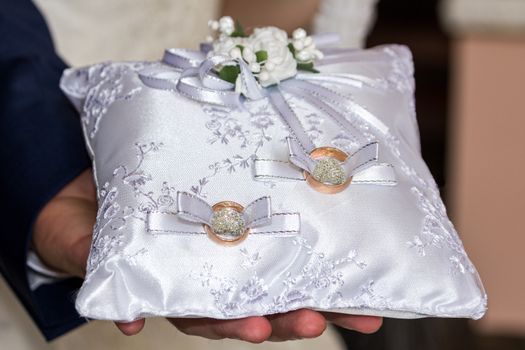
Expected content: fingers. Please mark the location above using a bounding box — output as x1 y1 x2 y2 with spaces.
115 319 146 336
33 196 97 277
267 309 326 341
113 313 381 341
168 316 272 343
322 313 383 334
33 169 97 278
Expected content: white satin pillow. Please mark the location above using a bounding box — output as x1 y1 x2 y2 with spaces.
60 44 486 322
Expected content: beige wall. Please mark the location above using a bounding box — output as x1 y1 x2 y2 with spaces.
33 0 221 66
448 36 525 334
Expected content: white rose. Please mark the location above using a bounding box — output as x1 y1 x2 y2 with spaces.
257 48 296 87
251 26 288 45
248 27 297 86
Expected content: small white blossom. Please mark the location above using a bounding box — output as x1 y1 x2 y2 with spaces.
208 20 219 31
219 16 235 35
292 31 323 63
207 21 322 90
212 36 244 58
304 36 313 47
296 50 311 62
292 28 307 40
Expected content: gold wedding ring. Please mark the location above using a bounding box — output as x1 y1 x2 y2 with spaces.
204 201 250 246
304 147 352 194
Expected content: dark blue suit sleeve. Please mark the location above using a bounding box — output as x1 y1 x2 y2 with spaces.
0 0 90 340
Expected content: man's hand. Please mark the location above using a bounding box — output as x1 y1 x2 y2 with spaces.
33 169 382 342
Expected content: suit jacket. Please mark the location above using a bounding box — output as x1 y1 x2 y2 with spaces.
0 0 90 340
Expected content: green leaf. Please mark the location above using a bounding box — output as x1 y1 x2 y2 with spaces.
297 62 320 73
236 44 245 53
255 50 268 63
231 20 247 37
219 65 241 84
287 43 296 57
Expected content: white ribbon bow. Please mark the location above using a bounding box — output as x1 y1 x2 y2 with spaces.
254 138 397 186
147 192 301 241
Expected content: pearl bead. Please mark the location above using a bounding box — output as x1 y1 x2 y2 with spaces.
292 28 307 40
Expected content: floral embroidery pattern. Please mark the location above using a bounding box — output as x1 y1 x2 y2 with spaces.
87 141 173 275
191 239 368 317
240 248 262 270
303 112 324 141
88 183 130 275
111 142 177 216
352 280 392 311
191 102 279 197
286 98 325 142
317 48 477 276
203 105 251 148
331 129 369 154
293 237 367 286
379 129 474 275
409 187 475 274
81 63 144 139
382 45 415 94
387 133 473 274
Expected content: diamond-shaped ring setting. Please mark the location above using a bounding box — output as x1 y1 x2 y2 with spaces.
210 207 246 239
312 157 347 185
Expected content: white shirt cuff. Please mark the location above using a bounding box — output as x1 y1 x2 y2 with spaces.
26 250 70 290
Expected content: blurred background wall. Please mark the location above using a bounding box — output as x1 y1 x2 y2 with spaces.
443 0 525 337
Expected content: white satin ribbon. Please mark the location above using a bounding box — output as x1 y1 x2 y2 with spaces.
147 192 301 236
138 38 390 145
254 138 397 186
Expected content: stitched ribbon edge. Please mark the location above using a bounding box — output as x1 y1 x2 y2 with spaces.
146 192 301 237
